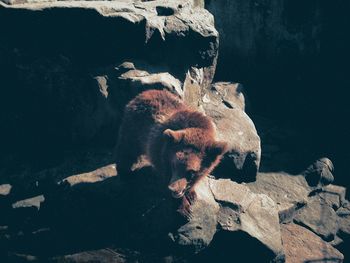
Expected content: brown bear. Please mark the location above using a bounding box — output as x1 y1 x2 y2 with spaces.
115 89 227 217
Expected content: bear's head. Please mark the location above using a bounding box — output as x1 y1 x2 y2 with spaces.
163 128 228 198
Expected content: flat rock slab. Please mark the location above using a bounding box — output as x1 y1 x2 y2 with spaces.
294 196 339 241
281 223 344 263
248 172 310 222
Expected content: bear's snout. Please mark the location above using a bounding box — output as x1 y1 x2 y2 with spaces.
168 178 188 198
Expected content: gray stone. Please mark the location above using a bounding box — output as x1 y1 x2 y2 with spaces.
209 82 246 111
281 223 344 263
294 196 339 241
303 158 335 187
247 172 310 223
337 204 350 237
209 179 283 256
118 67 183 98
0 184 12 196
322 184 347 206
202 98 261 182
12 195 45 210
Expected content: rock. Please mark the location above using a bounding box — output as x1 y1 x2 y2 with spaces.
114 61 184 99
302 158 334 187
281 223 344 263
202 99 261 182
12 195 45 210
209 82 246 111
0 184 12 196
6 253 39 262
209 179 283 256
51 248 132 263
168 177 219 255
337 203 350 237
294 196 339 241
247 172 309 223
0 0 218 159
322 184 347 206
61 164 117 187
318 191 341 210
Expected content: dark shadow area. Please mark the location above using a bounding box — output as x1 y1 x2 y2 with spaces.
0 168 187 262
207 0 350 191
194 230 277 263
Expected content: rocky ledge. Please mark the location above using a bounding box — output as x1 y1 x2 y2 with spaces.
1 158 349 262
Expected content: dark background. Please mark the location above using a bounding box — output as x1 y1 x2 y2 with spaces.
206 0 350 190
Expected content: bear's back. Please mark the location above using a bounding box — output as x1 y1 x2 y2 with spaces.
126 89 186 123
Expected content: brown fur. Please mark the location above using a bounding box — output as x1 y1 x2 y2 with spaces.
116 89 227 217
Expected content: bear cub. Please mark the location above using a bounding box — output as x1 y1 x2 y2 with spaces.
116 89 227 217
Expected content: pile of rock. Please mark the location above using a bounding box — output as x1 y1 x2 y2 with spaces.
0 1 349 263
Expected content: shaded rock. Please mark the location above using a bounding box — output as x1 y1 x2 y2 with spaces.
0 0 218 161
51 248 134 263
115 62 184 98
169 199 218 255
318 191 341 210
294 196 339 241
302 158 334 187
209 179 283 257
202 100 261 182
183 67 205 109
281 223 344 263
322 184 347 206
337 203 350 237
167 177 220 256
247 172 309 223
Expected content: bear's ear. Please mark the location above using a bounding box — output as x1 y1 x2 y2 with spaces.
163 129 185 144
206 141 228 161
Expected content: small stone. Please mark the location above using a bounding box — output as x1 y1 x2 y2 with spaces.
0 184 12 196
303 158 334 187
12 195 45 210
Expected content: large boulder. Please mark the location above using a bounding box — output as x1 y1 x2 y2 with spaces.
198 82 261 182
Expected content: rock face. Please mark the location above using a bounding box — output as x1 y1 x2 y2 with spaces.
0 0 218 163
281 223 344 263
183 80 261 182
